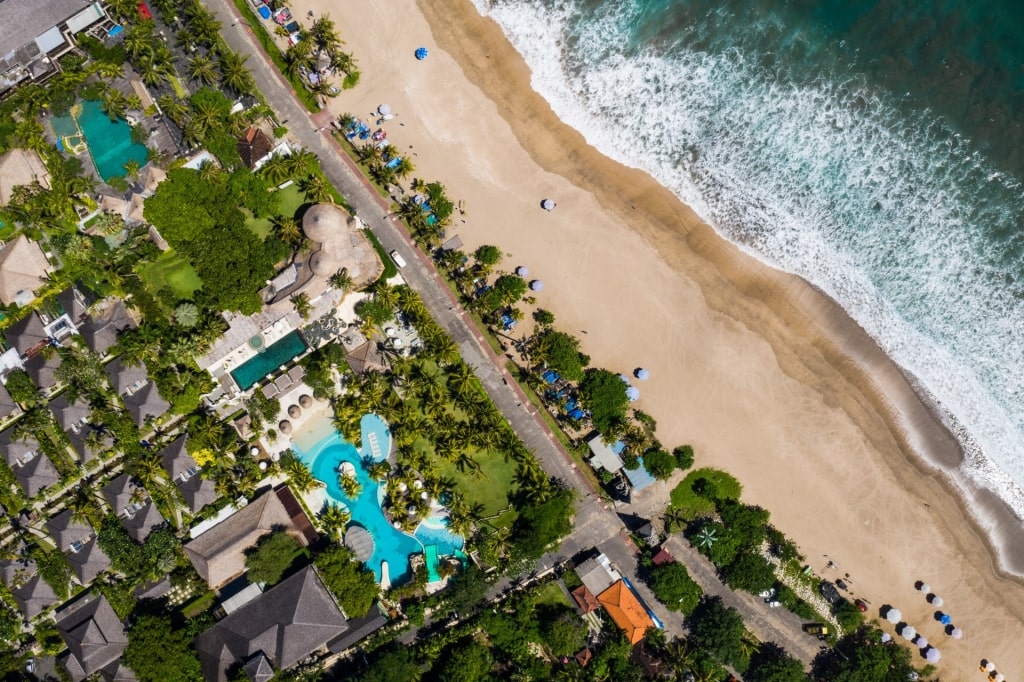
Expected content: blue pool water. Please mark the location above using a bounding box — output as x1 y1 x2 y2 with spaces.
294 414 463 584
230 330 307 391
51 100 149 182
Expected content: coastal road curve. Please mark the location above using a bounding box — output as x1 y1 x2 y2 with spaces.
205 0 819 667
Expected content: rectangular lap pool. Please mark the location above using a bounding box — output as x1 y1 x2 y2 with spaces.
52 100 149 182
230 330 307 391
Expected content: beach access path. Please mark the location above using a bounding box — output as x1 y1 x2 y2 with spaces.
207 0 823 666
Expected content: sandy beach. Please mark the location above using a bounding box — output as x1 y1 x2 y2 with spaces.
282 0 1024 675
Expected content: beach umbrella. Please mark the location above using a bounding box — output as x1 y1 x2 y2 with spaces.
299 394 313 408
634 367 650 380
413 480 423 489
914 636 928 649
918 582 931 593
900 625 916 640
880 632 892 643
994 674 1004 682
541 198 555 211
925 647 941 663
378 103 392 116
420 491 429 500
985 662 996 672
529 279 544 291
940 613 952 625
259 461 267 470
515 265 529 277
288 404 301 418
250 447 260 456
949 627 963 639
626 386 640 402
279 420 292 434
885 607 901 623
929 594 943 606
415 47 428 60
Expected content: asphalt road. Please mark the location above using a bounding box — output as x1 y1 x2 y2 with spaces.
204 0 821 667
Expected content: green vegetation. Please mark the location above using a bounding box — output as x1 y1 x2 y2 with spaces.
643 448 677 480
812 625 915 680
509 486 574 559
669 467 743 519
689 596 750 672
97 516 181 583
313 546 378 618
124 611 203 682
532 329 589 382
579 368 630 434
648 561 703 614
244 531 300 585
243 182 304 239
139 250 203 301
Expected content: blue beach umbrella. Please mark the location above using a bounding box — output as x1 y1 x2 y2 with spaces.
939 613 952 625
415 47 429 60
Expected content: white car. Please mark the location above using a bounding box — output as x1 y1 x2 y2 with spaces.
390 250 407 268
765 599 781 608
759 588 776 598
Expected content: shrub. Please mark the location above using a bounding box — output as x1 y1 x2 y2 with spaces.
673 444 695 470
244 531 299 585
648 562 702 614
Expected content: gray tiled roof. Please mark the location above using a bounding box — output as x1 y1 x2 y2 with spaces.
101 474 135 516
178 474 217 515
68 428 113 463
56 594 128 682
50 395 90 433
120 501 164 542
67 537 110 585
0 380 18 418
24 352 61 389
11 572 59 619
103 358 148 396
79 301 135 356
194 567 348 682
0 0 94 60
0 429 38 467
4 312 49 355
14 451 60 497
122 382 170 428
46 509 93 552
158 436 193 481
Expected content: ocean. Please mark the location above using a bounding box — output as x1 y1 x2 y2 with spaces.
471 0 1024 527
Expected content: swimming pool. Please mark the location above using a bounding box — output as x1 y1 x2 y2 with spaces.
51 100 149 182
230 330 307 391
294 414 464 584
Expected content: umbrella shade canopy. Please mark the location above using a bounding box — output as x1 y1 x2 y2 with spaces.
529 279 544 291
541 198 555 210
994 674 1005 682
915 636 928 648
885 608 902 623
929 594 943 606
626 386 640 401
378 103 392 115
415 47 428 60
949 627 963 639
925 647 941 663
984 662 996 672
880 632 892 643
900 625 916 640
299 394 313 408
940 613 952 625
634 367 650 380
288 404 301 418
918 582 931 593
515 266 529 277
279 420 292 434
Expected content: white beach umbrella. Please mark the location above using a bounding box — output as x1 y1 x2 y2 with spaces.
529 279 544 291
918 582 931 593
885 607 901 623
925 647 941 663
914 636 928 648
900 625 916 640
929 594 944 606
949 627 963 639
515 266 529 277
626 386 640 402
378 103 392 115
541 198 555 211
994 674 1004 682
984 662 996 672
880 632 892 643
634 367 650 380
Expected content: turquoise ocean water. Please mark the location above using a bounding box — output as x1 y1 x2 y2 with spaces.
473 0 1024 523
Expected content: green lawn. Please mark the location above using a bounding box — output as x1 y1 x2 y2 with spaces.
140 250 203 299
244 182 306 240
669 467 743 520
532 581 572 610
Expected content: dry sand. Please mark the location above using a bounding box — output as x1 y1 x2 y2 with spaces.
291 0 1024 675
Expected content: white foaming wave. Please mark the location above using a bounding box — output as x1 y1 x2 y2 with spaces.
479 0 1024 527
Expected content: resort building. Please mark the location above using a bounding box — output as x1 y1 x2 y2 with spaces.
77 298 136 356
24 351 62 391
10 573 60 619
0 148 49 205
193 566 348 682
184 485 316 588
0 0 109 96
66 537 111 585
159 436 218 515
586 434 625 474
0 429 59 497
4 313 50 358
237 127 273 169
50 395 90 435
120 500 165 542
55 593 131 682
121 381 170 428
101 473 138 518
68 427 112 464
0 234 51 306
0 381 19 422
46 510 93 553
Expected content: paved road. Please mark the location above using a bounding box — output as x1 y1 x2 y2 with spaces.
206 0 819 667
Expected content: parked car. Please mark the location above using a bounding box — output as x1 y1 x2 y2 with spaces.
759 588 776 598
765 600 781 608
803 623 830 640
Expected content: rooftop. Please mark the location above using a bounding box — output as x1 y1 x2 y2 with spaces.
0 235 51 306
598 580 655 645
55 593 129 682
586 434 625 473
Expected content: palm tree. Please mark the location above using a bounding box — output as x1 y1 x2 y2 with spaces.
101 89 129 121
695 525 718 550
445 363 477 402
198 160 223 185
218 50 254 95
123 159 141 180
284 41 315 81
366 461 390 482
285 148 319 177
157 94 189 126
187 54 220 86
291 293 312 319
299 174 332 204
319 503 350 540
259 155 291 185
67 487 103 528
370 280 399 310
663 507 688 534
123 23 155 60
173 302 200 328
393 157 415 180
329 268 353 293
284 457 320 494
272 215 304 248
338 471 361 499
430 335 461 367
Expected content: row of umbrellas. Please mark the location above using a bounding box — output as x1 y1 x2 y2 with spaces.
981 661 1006 681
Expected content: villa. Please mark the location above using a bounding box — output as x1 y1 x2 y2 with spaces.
68 427 113 463
66 537 111 585
0 430 59 497
0 0 109 96
104 358 149 397
24 352 62 391
159 436 218 514
77 299 136 356
120 500 165 543
121 382 170 428
10 573 59 620
50 395 90 435
0 235 52 307
46 510 93 553
0 381 20 421
55 593 131 682
184 485 316 588
101 474 138 518
598 580 655 645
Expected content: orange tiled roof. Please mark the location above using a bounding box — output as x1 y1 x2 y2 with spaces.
598 580 654 645
571 584 601 614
